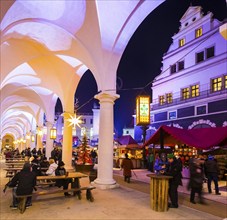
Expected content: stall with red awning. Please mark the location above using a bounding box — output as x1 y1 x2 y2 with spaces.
144 125 227 150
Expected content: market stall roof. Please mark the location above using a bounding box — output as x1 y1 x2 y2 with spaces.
116 135 141 149
143 125 227 150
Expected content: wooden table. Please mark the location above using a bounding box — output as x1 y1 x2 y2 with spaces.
13 172 95 214
147 173 172 212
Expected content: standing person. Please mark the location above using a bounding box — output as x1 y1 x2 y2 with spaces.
55 161 71 196
90 149 97 164
164 153 182 208
204 155 221 195
188 158 205 204
5 163 36 208
121 153 134 183
154 153 168 174
147 153 154 172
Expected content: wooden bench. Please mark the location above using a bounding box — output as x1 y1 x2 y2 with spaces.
13 185 95 214
11 172 96 214
13 191 33 214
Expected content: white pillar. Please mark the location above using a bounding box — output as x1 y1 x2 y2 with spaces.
62 112 73 170
94 92 120 189
46 122 54 159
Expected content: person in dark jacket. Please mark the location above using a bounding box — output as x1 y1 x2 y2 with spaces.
204 155 221 195
6 163 36 208
121 153 134 183
164 153 182 208
55 161 71 196
188 158 205 204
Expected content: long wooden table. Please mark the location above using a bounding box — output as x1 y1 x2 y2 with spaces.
14 172 95 213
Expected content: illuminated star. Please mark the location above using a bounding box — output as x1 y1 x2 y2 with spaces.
66 114 82 128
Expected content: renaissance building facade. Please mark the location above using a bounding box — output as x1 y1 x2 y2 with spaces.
134 6 227 142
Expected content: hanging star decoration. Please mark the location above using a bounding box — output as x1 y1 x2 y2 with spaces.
66 113 82 128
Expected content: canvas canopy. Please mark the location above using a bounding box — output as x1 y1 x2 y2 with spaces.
144 125 227 150
116 135 141 149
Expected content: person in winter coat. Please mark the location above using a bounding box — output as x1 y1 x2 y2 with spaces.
204 155 221 195
46 158 58 176
121 153 134 183
6 163 36 208
154 153 168 174
164 153 182 208
55 161 71 196
188 158 205 204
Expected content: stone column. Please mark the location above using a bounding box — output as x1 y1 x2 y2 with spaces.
62 112 73 170
94 92 120 189
46 122 54 159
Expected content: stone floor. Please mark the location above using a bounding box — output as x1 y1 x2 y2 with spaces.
0 161 226 220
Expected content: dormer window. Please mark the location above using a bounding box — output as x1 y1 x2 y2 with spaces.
195 27 202 38
170 64 176 74
179 38 185 47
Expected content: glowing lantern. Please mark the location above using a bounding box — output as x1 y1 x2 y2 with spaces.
136 95 150 126
50 127 57 140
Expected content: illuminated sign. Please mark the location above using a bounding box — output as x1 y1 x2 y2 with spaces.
136 95 150 126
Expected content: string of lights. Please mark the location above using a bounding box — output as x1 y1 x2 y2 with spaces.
75 27 217 112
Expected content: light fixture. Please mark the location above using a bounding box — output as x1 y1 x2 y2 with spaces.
50 127 57 140
31 135 35 142
136 95 150 126
66 113 82 128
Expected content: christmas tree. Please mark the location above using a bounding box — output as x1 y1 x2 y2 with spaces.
76 133 92 165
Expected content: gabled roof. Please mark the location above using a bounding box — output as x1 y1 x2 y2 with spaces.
144 125 227 150
180 6 201 22
116 135 141 149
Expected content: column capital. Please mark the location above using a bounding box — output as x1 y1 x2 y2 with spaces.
94 92 120 103
46 121 54 127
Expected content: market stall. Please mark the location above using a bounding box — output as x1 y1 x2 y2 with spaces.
143 125 227 178
114 135 143 169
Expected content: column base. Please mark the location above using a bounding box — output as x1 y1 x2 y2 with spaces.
91 179 119 190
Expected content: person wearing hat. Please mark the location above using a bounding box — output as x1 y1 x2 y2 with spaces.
204 155 221 195
55 161 71 196
5 162 37 209
164 153 182 208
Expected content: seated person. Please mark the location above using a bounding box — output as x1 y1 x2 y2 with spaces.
55 161 71 196
40 156 50 175
5 163 36 208
46 158 58 176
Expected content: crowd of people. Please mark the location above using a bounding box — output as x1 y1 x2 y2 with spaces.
2 146 222 210
3 146 74 209
151 152 222 208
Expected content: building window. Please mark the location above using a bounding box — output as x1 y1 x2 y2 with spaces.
191 84 199 97
179 38 185 47
195 27 202 38
159 95 165 105
168 111 177 120
225 75 227 89
170 64 176 74
81 118 86 124
196 105 206 115
166 93 173 103
212 77 222 92
182 88 190 99
178 61 184 71
196 51 204 63
206 46 214 59
90 119 93 124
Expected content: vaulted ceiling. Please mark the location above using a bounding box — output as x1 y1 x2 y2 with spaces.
0 0 165 140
